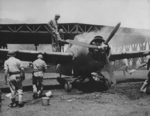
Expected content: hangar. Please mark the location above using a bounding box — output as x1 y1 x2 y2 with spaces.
0 23 149 51
0 23 104 44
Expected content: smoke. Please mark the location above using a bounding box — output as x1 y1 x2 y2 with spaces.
109 28 150 47
74 26 150 47
74 31 104 43
74 29 111 44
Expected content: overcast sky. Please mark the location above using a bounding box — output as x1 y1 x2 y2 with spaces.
0 0 150 29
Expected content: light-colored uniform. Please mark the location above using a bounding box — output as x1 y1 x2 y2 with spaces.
48 18 61 52
48 19 58 32
32 58 47 95
4 57 24 103
121 59 129 76
140 56 150 93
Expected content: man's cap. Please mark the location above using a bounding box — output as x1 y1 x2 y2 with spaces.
55 14 60 18
7 51 16 57
37 54 43 59
59 29 64 33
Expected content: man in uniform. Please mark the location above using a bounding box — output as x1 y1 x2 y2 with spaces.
48 14 61 52
0 90 2 111
32 54 47 99
4 51 25 108
120 59 130 76
137 55 150 94
59 28 64 52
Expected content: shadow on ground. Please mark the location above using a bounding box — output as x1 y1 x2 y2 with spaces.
1 78 146 94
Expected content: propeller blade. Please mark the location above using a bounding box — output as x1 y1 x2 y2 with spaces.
105 22 121 44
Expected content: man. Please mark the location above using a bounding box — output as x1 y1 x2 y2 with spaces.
59 28 64 52
137 56 150 94
120 59 130 76
4 51 25 108
32 54 47 99
48 14 61 52
0 90 2 111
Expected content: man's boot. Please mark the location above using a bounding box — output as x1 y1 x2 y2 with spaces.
33 93 38 99
18 102 24 108
8 98 17 108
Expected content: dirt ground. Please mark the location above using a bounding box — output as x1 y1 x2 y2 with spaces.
1 70 150 116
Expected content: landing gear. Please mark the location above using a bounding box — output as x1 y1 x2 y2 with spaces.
91 72 111 91
104 78 111 90
57 76 73 92
57 73 111 92
64 82 72 92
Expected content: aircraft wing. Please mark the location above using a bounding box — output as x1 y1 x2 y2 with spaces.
0 49 73 63
109 50 150 61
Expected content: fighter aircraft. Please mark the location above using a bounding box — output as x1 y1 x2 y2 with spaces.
0 22 150 92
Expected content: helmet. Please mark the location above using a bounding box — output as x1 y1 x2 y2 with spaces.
55 14 60 18
7 51 16 57
37 54 43 59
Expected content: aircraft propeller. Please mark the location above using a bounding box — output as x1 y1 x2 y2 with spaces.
62 22 121 49
105 22 121 44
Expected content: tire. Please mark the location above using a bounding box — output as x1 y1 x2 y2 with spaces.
64 82 72 92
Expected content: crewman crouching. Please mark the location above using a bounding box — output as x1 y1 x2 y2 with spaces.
4 51 25 108
31 54 47 99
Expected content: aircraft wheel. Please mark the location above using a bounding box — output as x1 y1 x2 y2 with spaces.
64 82 72 92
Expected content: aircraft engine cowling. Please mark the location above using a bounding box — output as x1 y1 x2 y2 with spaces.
56 36 111 77
89 36 110 62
